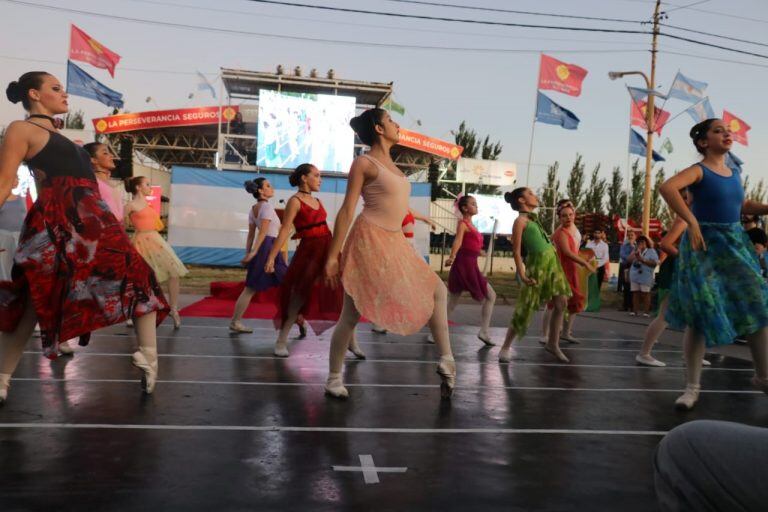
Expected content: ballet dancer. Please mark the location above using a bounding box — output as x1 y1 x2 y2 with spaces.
125 176 188 329
84 142 125 223
264 164 365 359
323 108 455 399
444 195 496 345
660 118 768 410
498 187 572 364
0 72 168 401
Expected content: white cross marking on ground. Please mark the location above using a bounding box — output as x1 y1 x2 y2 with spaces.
332 454 407 484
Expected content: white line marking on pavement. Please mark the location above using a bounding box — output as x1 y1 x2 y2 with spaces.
333 455 407 484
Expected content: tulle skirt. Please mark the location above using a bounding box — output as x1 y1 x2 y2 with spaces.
665 222 768 346
131 231 189 283
342 215 439 335
511 246 572 337
245 236 287 291
448 250 489 302
274 234 343 334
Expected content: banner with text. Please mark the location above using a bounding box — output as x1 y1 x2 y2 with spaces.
396 128 463 160
93 106 238 134
456 158 517 186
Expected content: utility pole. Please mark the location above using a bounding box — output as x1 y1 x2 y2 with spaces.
642 0 663 236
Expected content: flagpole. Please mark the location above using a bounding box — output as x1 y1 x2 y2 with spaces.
525 53 541 187
665 97 707 125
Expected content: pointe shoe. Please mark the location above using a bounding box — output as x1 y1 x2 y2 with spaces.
561 333 580 344
325 374 349 399
348 344 367 360
751 376 768 396
0 374 10 406
425 333 435 344
274 342 290 358
170 309 181 330
131 349 158 394
229 321 253 334
436 357 456 399
635 354 666 367
126 318 134 328
371 325 388 334
702 358 711 367
675 385 701 410
498 348 512 363
538 336 547 345
297 323 307 340
58 340 75 356
544 343 570 363
477 332 496 346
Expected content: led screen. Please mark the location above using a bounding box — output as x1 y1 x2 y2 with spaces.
257 89 355 173
472 194 519 235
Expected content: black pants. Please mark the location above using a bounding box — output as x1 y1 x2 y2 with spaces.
617 263 632 310
596 265 606 291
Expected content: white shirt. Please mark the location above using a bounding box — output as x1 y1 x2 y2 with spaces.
249 202 281 238
586 239 609 266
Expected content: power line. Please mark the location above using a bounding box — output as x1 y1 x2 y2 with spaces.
1 1 649 54
660 32 768 60
661 50 768 69
127 0 652 47
661 23 768 48
243 0 651 34
0 54 218 75
380 0 642 24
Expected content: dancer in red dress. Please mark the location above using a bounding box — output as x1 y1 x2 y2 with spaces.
264 164 364 359
0 72 169 403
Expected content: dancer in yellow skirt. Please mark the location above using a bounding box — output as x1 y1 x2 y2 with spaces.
323 108 456 399
498 187 572 363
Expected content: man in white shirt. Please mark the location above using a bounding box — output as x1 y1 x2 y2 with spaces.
586 229 610 290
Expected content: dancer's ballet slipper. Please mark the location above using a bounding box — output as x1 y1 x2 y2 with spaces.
436 356 456 399
325 373 349 399
498 349 512 363
751 376 768 396
348 343 366 360
0 373 10 406
58 340 75 356
635 354 666 367
132 348 158 394
561 333 581 344
426 333 435 344
371 325 388 334
273 341 290 358
297 323 307 340
674 385 700 410
477 332 495 346
170 310 182 330
544 343 570 363
229 321 253 333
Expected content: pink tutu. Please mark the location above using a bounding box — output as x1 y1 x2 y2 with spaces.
341 215 439 335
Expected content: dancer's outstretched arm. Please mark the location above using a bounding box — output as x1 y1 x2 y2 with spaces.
411 208 437 231
742 199 768 216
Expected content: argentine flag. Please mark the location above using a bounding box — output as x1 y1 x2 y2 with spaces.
668 71 708 103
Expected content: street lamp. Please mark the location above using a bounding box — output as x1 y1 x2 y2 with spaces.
608 70 656 236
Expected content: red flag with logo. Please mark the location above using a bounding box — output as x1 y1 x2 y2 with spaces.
630 100 671 134
69 24 121 77
538 54 588 97
723 110 750 146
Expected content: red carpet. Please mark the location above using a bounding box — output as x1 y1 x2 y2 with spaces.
179 282 279 319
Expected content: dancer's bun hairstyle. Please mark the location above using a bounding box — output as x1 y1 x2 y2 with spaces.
124 176 145 194
6 71 50 110
289 163 314 188
244 177 267 200
690 118 718 155
504 187 528 212
349 108 387 146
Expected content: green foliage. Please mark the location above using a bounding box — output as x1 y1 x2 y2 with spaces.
64 109 85 130
539 162 560 233
440 121 503 198
565 154 586 208
650 167 665 219
582 164 607 214
607 166 627 220
628 159 644 221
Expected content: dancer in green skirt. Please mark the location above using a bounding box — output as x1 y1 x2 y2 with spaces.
499 187 572 363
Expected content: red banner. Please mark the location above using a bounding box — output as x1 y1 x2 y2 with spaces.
92 106 239 134
630 100 671 135
538 54 588 97
396 128 463 160
723 110 750 146
69 24 121 77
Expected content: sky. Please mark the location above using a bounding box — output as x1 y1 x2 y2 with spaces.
2 0 768 192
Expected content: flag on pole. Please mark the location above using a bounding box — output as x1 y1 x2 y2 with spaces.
630 100 671 134
69 24 121 77
627 86 667 102
685 97 716 123
723 110 751 146
629 129 665 162
382 97 405 115
667 71 708 103
196 71 216 99
535 92 580 129
538 54 588 97
725 152 744 174
66 60 124 109
661 137 674 154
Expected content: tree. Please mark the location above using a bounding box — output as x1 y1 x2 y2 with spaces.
607 166 626 219
650 167 666 219
628 159 644 222
582 164 607 214
64 109 85 130
744 176 767 203
479 135 502 161
440 121 504 198
539 161 560 233
565 154 586 208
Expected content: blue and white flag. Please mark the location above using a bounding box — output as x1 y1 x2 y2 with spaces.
629 129 665 162
725 151 744 174
197 71 216 99
627 86 667 102
685 97 716 123
535 92 580 130
668 71 708 103
66 60 124 108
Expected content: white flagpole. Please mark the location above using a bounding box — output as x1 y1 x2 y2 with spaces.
525 53 542 187
483 219 499 275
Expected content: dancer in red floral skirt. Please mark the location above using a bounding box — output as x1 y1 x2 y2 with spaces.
0 72 169 404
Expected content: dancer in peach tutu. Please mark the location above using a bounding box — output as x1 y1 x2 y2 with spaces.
323 108 455 399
